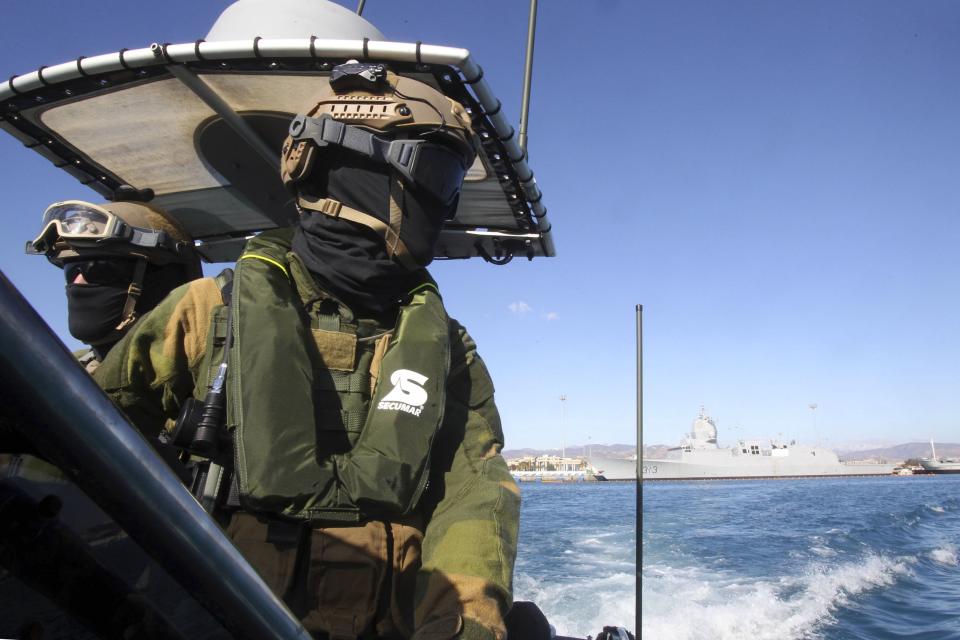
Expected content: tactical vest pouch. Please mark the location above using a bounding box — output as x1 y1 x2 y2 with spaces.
230 231 450 522
312 325 372 454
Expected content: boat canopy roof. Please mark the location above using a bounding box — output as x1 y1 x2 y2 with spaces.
1 36 552 263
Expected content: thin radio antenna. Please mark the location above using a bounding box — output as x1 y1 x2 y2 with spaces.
518 0 538 154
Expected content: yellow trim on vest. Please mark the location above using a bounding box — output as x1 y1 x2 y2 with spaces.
239 253 290 279
408 282 439 297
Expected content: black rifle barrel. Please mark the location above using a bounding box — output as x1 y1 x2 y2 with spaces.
0 270 310 640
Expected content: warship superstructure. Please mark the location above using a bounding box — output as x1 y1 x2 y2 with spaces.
639 408 896 480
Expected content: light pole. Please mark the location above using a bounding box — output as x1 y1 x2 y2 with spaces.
559 394 567 461
808 403 818 446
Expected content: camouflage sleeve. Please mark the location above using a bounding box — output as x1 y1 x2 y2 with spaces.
414 320 520 640
92 278 223 439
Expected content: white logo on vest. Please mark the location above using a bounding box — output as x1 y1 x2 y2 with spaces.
379 369 429 416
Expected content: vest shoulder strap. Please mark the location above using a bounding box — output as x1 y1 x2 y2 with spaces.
213 268 234 306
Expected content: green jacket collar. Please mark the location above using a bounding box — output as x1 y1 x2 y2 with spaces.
286 249 358 322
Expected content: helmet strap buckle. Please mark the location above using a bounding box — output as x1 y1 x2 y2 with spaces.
319 198 343 218
114 257 148 332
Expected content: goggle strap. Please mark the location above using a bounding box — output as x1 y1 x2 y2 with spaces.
129 228 167 250
289 114 463 203
292 114 371 159
115 257 148 332
297 194 417 271
129 228 192 260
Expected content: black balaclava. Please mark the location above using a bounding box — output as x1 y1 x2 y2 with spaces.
291 146 456 319
66 282 129 346
66 260 190 351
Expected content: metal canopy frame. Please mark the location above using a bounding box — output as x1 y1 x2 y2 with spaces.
0 38 554 263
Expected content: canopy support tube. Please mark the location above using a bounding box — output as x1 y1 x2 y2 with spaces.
167 64 282 164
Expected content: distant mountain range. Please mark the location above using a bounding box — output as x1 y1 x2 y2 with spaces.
502 444 636 459
504 442 960 463
835 442 960 462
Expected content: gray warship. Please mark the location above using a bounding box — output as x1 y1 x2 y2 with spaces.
639 408 896 480
920 439 960 474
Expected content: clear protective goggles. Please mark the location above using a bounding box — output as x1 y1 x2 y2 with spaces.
26 201 177 257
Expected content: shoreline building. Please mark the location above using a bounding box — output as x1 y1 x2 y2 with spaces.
506 455 592 482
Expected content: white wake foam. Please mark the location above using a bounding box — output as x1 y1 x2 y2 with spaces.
642 555 911 640
930 544 957 566
514 570 635 638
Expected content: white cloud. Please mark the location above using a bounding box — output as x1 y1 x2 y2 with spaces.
544 312 559 321
508 301 533 316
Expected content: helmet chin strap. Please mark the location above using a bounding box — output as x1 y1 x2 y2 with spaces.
114 256 149 332
296 173 421 271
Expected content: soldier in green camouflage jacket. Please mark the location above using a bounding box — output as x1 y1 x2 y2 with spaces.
27 198 202 372
94 63 520 640
2 199 199 481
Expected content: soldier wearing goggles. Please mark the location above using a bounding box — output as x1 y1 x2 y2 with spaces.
26 199 201 364
3 198 203 526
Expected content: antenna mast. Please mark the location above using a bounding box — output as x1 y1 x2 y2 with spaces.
636 303 643 640
518 0 538 154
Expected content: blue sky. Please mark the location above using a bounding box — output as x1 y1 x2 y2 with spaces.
1 1 958 450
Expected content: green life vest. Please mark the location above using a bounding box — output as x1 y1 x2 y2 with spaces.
224 230 450 522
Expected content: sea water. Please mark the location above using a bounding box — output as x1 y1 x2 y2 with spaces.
515 482 637 637
643 475 960 639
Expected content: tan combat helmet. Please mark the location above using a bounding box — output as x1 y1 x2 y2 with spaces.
281 61 475 188
27 199 202 330
280 61 477 268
